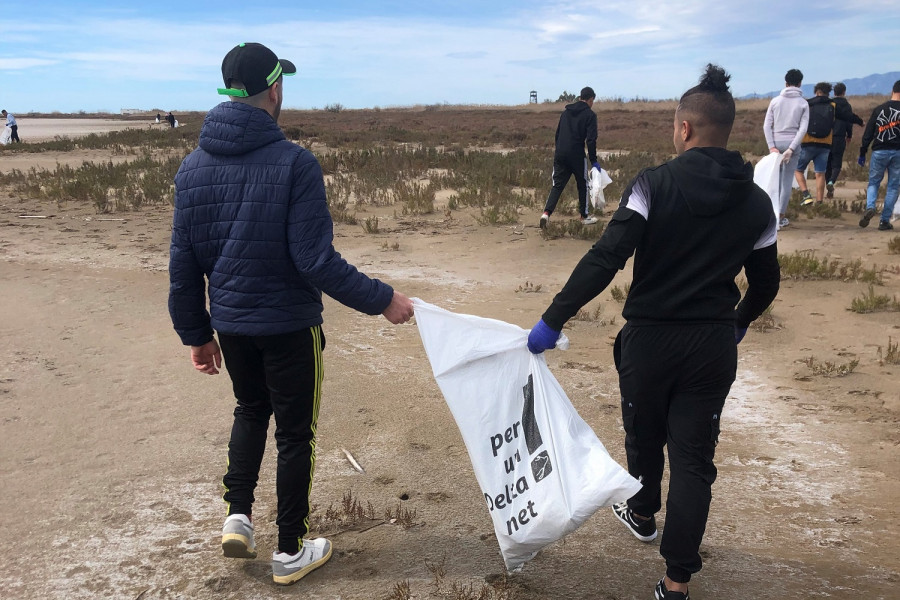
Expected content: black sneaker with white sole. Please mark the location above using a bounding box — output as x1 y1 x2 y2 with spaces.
612 500 658 542
878 220 894 231
655 578 690 600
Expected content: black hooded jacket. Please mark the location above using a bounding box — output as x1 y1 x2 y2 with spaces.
542 147 779 330
554 101 598 163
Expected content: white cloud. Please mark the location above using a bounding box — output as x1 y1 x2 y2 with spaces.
0 58 59 70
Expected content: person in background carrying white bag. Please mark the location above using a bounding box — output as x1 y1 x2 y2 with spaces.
414 300 640 572
528 65 780 600
588 164 613 210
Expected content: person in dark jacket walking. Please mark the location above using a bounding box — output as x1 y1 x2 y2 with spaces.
168 42 414 586
858 79 900 231
540 86 601 227
795 82 862 205
527 64 780 600
824 82 864 198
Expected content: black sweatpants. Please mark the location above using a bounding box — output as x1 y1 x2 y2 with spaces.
10 125 19 143
543 155 589 218
614 323 736 584
218 326 325 555
825 136 847 184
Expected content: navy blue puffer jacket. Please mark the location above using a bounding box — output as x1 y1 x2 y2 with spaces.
168 102 393 346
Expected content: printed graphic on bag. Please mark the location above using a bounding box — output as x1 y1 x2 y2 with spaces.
522 375 552 482
484 374 554 535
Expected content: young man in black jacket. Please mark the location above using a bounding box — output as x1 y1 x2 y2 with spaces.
824 82 864 198
858 79 900 230
540 86 601 227
528 64 780 600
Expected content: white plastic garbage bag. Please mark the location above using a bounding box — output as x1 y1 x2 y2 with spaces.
0 127 11 145
588 166 613 209
753 153 781 221
413 299 641 571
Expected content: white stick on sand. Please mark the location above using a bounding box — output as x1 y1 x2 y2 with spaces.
341 448 365 473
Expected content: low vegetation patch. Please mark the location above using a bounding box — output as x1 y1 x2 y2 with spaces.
800 356 859 377
878 337 899 365
848 285 900 313
779 250 884 284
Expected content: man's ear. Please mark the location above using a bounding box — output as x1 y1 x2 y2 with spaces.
680 119 693 143
267 82 280 104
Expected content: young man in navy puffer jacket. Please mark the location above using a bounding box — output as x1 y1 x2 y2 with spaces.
168 42 414 586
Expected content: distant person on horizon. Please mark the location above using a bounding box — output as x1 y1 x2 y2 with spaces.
166 112 175 128
763 68 808 228
824 83 864 198
539 86 601 228
168 41 414 586
794 82 860 206
527 64 780 600
858 79 900 231
2 110 20 143
156 112 161 124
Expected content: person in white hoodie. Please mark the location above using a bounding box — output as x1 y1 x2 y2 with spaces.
763 69 809 228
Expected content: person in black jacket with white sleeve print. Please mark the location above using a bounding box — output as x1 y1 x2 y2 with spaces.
168 42 414 586
527 64 780 600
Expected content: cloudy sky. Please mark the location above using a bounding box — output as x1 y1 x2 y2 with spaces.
1 0 897 113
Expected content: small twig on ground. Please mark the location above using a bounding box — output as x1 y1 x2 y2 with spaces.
341 448 365 473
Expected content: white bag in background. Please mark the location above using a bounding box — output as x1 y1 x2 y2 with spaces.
0 126 10 145
753 152 782 221
413 299 641 571
588 166 613 209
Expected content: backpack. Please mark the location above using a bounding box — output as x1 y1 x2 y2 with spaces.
806 101 835 138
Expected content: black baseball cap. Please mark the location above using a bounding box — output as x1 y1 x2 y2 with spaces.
218 42 296 97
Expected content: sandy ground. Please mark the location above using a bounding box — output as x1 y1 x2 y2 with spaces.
0 141 898 600
8 118 155 143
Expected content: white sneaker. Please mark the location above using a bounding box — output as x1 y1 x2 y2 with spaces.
272 538 333 585
581 215 599 225
222 514 256 559
778 217 790 229
539 212 549 229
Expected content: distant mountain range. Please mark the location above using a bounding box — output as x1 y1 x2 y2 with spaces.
741 71 900 99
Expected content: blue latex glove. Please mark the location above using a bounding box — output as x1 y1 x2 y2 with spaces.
592 161 601 171
527 319 561 354
857 154 865 167
735 326 748 345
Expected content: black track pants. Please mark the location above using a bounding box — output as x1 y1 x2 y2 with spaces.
614 323 736 584
825 136 847 184
543 155 589 217
218 326 325 554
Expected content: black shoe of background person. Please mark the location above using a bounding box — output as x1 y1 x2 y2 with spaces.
879 220 894 231
859 208 876 228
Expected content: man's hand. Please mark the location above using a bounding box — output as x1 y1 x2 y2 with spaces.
780 149 793 164
735 326 748 345
191 339 222 375
769 147 780 154
527 319 561 354
382 291 414 324
857 154 866 167
592 161 601 171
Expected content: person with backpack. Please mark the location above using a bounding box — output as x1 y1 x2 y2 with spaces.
763 69 808 228
794 82 860 206
824 83 864 198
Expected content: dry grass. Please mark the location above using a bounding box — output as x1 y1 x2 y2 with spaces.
800 356 859 377
878 337 900 365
